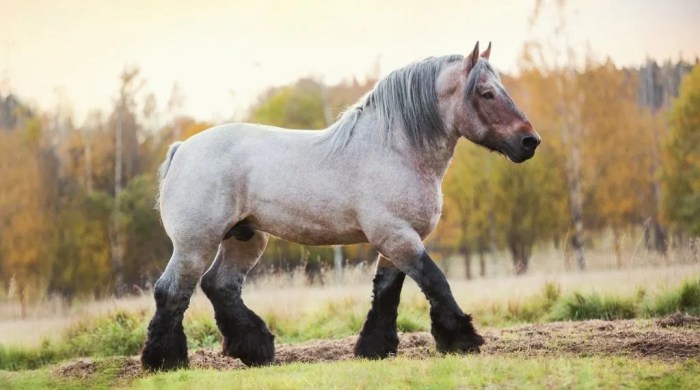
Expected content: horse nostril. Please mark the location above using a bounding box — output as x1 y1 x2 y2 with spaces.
521 135 540 152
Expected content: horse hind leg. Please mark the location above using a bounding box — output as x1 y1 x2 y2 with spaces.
141 241 218 371
200 230 274 366
355 255 406 359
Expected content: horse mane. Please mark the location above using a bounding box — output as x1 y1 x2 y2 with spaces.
320 54 464 154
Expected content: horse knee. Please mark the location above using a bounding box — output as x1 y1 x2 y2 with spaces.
201 266 244 300
200 269 220 298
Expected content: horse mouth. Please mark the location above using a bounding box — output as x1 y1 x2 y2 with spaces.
507 152 534 163
501 143 535 163
478 138 536 163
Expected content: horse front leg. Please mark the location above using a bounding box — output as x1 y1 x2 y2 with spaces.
371 228 484 354
355 255 406 359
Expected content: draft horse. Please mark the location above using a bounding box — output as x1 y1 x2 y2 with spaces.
141 42 541 370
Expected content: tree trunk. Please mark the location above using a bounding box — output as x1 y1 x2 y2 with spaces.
646 116 666 255
463 243 472 280
639 63 674 255
613 227 623 268
510 240 529 275
333 245 343 283
645 175 668 254
478 250 486 278
111 106 125 295
558 67 586 271
567 142 586 271
83 132 93 194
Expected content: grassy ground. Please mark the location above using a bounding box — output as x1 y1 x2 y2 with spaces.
2 263 698 345
1 259 699 388
2 355 698 389
1 274 699 370
127 356 700 389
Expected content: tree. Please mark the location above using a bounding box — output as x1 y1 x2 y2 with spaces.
442 142 495 278
491 146 567 274
117 175 172 290
662 65 700 236
580 62 655 266
249 78 327 129
520 0 588 270
0 119 55 314
110 67 146 295
50 190 112 300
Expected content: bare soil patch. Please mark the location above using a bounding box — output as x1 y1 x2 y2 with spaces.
55 316 700 381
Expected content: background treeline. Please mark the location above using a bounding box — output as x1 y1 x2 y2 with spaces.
0 54 699 309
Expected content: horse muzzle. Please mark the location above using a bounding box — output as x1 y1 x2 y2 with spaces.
504 130 541 163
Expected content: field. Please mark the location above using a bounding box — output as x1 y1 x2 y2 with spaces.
1 249 700 389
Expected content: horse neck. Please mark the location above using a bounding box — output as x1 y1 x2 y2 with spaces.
324 109 459 180
385 123 459 181
415 134 459 180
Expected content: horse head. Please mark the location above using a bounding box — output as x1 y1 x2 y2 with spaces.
442 42 541 163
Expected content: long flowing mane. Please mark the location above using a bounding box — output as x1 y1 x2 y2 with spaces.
320 54 464 154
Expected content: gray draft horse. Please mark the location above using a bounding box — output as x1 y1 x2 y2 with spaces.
141 42 541 370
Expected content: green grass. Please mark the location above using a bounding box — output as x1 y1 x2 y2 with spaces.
1 277 699 371
2 355 698 389
548 292 637 321
0 310 218 370
0 311 147 371
641 278 700 317
0 358 128 390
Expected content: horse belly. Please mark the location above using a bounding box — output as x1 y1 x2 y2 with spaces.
248 197 368 246
253 212 368 246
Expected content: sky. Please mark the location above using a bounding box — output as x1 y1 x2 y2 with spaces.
1 0 699 124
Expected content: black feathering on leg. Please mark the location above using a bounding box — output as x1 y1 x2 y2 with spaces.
141 288 189 371
430 310 484 353
416 251 484 353
355 265 406 359
201 277 275 366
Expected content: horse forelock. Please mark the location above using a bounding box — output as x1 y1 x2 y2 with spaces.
464 59 500 100
321 55 459 154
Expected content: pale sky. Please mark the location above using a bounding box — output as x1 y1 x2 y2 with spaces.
1 0 699 124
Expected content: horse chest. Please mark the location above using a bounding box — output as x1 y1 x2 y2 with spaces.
388 183 443 238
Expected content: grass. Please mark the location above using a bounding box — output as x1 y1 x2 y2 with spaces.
1 276 699 371
132 356 700 390
547 292 638 321
1 355 698 389
0 310 214 370
641 278 700 317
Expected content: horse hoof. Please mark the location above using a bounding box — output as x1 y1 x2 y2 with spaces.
431 312 485 354
223 327 275 366
440 333 484 354
141 338 189 371
354 329 399 359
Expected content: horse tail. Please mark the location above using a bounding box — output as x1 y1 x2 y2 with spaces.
155 141 182 210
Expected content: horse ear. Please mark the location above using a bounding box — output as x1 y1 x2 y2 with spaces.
463 41 479 75
481 41 491 60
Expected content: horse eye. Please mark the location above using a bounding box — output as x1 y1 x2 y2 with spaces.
481 91 495 100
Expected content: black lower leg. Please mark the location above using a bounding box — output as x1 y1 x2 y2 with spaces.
355 264 406 359
413 251 484 353
141 285 190 371
201 275 274 366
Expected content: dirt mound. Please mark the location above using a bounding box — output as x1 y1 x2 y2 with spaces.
56 316 700 380
484 318 700 360
54 358 97 379
656 312 700 328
